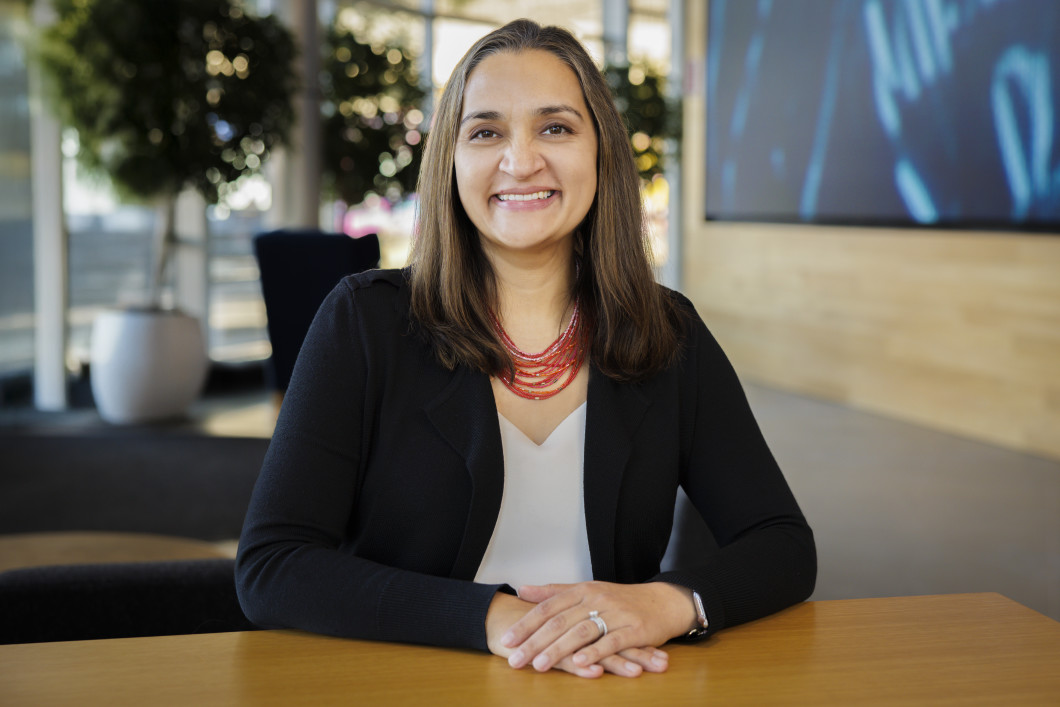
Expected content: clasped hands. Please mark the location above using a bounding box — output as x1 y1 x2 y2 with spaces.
485 581 696 679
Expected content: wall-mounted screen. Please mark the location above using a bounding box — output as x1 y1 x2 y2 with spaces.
705 0 1060 230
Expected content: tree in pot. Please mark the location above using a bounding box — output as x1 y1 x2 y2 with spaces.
320 21 425 206
319 19 424 264
605 59 681 264
35 0 296 423
605 59 681 183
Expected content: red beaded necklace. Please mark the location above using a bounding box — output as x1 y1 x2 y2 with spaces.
491 301 585 400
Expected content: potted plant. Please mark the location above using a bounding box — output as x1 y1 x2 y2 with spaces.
605 59 681 264
35 0 296 423
319 18 424 262
605 59 682 182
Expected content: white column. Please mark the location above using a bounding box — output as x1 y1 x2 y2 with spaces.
281 0 321 228
602 0 629 67
264 146 291 230
421 0 434 116
173 190 210 344
29 0 68 410
660 0 685 290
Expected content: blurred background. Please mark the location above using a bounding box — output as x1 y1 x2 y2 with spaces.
0 0 1057 634
0 0 679 391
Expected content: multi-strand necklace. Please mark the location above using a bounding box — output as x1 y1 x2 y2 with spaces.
491 301 585 400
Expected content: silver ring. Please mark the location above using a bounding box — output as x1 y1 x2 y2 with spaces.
588 610 607 637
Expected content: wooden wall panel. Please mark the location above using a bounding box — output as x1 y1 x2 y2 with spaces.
683 2 1060 460
681 224 1060 460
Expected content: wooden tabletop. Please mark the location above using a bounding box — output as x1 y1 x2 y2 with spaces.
0 532 232 573
2 593 1058 705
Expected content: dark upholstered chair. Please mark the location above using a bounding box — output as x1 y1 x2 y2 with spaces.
0 558 256 644
253 230 380 394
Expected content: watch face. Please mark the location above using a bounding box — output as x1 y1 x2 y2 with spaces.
692 590 709 628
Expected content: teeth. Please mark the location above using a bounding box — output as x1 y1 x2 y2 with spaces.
497 190 554 201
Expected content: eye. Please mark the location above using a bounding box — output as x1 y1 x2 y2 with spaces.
543 124 571 136
469 128 498 140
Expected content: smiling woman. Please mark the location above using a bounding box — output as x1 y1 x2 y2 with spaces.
454 50 598 263
236 18 816 682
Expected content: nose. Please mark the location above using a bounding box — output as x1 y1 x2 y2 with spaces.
499 136 545 179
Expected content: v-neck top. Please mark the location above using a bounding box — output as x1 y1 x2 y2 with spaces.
473 402 593 589
236 269 817 653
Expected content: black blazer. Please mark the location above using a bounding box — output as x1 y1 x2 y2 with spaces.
236 270 815 650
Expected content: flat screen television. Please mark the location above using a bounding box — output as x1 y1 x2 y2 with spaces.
705 0 1060 231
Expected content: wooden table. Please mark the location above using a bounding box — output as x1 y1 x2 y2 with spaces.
0 532 233 573
2 593 1058 705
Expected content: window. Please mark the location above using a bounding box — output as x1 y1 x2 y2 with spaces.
0 1 34 382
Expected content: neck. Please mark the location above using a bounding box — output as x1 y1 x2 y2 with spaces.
488 247 575 347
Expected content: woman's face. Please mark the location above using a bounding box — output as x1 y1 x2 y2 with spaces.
454 49 598 261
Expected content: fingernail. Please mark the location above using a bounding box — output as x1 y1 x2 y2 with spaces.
626 661 641 674
573 653 588 666
508 650 524 667
500 631 516 647
532 654 550 671
651 655 668 668
654 650 669 660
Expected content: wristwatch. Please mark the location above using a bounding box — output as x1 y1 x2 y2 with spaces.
685 590 710 638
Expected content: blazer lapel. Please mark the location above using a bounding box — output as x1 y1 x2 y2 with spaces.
583 366 651 581
423 367 505 580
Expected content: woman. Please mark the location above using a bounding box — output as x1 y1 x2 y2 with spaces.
236 19 815 679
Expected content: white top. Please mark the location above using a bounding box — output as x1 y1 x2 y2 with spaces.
474 402 593 589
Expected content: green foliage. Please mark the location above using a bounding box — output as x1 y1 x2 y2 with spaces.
605 61 681 181
320 22 425 206
36 0 297 204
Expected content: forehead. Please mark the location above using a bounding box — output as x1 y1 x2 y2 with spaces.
461 49 589 113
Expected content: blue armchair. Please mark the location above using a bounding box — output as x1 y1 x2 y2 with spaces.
0 558 256 644
253 230 380 394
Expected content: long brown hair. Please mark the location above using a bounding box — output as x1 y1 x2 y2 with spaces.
408 19 681 382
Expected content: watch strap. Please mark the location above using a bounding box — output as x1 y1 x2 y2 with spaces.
685 589 710 638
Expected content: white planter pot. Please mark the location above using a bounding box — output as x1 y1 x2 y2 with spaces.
89 309 209 424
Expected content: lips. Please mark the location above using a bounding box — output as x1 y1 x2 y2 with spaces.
494 190 556 202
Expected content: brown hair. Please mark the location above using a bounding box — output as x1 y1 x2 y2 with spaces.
408 19 681 382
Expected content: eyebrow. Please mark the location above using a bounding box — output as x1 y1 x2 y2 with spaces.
459 104 585 126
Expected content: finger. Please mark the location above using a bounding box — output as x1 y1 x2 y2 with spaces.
572 634 668 672
553 655 604 679
573 646 667 673
506 606 582 666
501 589 585 651
619 647 669 673
598 653 644 678
516 583 573 603
545 653 650 679
525 614 610 673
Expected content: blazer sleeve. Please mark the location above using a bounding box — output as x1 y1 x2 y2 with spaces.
234 278 504 651
653 298 817 637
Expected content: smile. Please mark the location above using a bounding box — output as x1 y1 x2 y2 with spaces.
495 190 555 202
